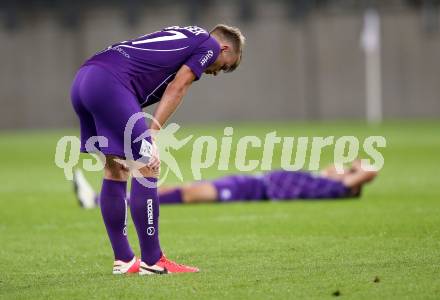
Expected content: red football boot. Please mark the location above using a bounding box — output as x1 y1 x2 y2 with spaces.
113 256 140 275
139 255 199 275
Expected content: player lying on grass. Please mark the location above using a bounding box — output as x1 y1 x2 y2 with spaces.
70 25 245 275
74 160 377 208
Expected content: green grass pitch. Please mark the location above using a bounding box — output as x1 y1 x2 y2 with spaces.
0 121 439 299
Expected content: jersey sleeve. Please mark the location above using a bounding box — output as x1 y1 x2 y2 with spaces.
184 37 221 80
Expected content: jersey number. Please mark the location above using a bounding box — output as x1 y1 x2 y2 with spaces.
132 30 187 45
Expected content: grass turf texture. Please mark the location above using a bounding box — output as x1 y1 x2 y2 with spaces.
0 121 439 299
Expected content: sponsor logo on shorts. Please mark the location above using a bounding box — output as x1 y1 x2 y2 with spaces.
140 139 153 158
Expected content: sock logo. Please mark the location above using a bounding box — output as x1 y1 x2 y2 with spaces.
123 197 128 236
147 227 155 235
147 199 155 236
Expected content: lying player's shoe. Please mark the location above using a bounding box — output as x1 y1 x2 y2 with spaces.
73 169 97 209
139 255 199 275
113 256 140 275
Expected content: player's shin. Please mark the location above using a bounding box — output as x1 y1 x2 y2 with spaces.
129 177 162 265
100 179 135 262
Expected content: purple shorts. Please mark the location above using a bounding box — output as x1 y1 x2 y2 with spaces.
71 65 151 161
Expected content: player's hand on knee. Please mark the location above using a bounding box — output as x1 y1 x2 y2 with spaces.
147 140 160 171
150 164 160 177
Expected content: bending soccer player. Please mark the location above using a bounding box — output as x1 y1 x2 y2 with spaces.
74 160 377 207
71 25 245 275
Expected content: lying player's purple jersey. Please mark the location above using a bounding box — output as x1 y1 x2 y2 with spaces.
83 26 220 107
212 170 350 202
262 170 350 200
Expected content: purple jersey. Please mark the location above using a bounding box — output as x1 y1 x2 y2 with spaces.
83 26 220 107
212 170 350 202
212 175 267 202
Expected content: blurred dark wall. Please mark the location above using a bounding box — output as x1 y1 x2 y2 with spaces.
0 1 439 129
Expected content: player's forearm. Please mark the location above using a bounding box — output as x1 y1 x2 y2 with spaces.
151 85 187 130
150 65 195 130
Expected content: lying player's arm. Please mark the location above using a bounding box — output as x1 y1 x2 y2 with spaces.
150 65 195 130
342 169 378 189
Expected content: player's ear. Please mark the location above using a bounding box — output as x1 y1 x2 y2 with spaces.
221 44 230 52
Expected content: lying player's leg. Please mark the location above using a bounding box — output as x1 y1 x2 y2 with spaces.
159 174 268 204
73 169 97 209
73 173 218 206
158 182 217 204
74 161 378 208
181 183 218 203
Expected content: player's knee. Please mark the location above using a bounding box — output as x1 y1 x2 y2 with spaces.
136 163 161 178
104 166 129 181
104 155 130 181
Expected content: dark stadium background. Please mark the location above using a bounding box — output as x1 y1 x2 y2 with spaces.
0 0 439 128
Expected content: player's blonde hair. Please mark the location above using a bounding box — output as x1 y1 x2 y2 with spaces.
210 24 246 72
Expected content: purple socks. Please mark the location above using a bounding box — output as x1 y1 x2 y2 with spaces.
130 178 162 265
97 188 184 206
100 178 163 265
159 189 183 204
100 179 134 262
